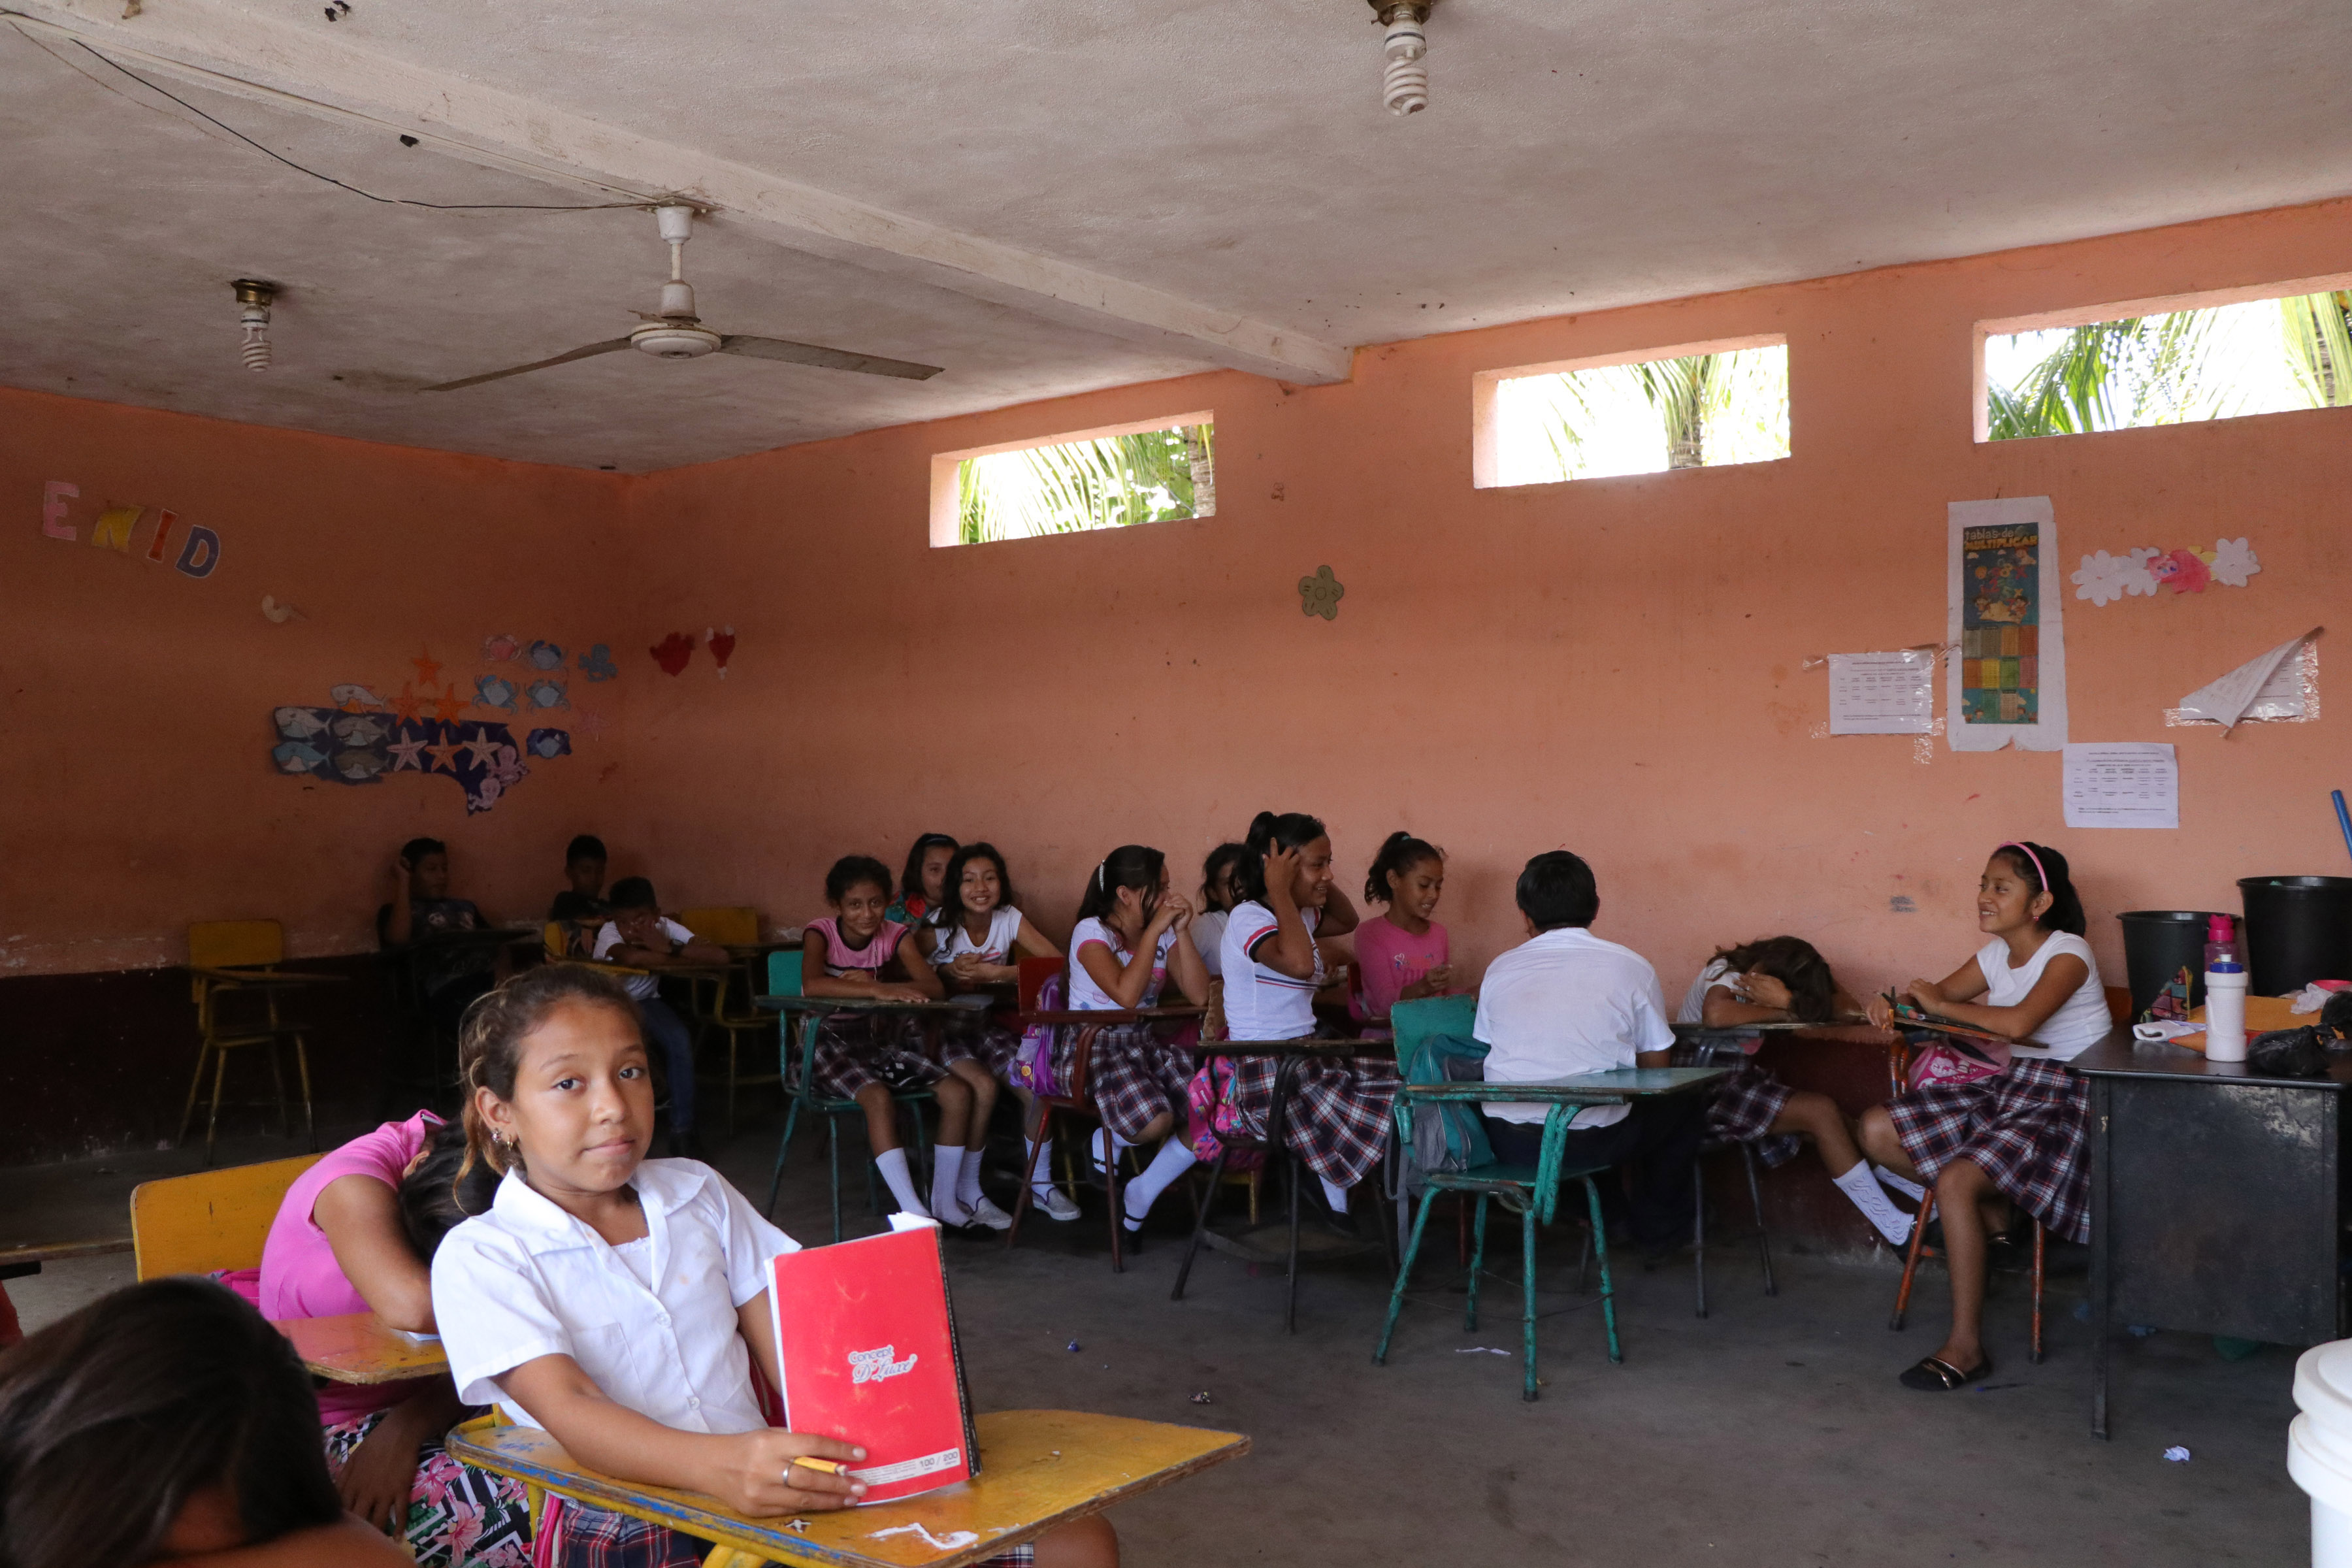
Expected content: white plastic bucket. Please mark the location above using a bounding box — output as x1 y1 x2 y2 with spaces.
2289 1341 2352 1565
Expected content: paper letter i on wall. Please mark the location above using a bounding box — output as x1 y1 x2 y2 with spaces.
145 510 181 564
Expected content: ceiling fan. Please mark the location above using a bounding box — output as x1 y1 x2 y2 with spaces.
423 204 943 392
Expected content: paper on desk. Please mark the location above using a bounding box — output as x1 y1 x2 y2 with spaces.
1827 651 1935 734
2063 742 2178 830
2173 627 2322 730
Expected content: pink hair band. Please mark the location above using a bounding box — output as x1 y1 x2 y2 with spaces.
1998 840 2050 890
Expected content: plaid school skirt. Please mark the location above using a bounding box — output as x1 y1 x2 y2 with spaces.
1186 1049 1398 1190
1884 1056 2091 1243
940 1013 1021 1075
322 1406 532 1568
538 1497 1035 1567
807 1013 948 1100
1052 1023 1196 1143
1703 1064 1803 1168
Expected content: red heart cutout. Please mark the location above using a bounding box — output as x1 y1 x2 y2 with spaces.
650 632 694 675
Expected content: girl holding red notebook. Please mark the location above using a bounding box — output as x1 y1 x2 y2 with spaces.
429 964 1117 1567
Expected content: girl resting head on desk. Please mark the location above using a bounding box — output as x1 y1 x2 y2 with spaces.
0 1276 408 1568
1675 937 1912 1247
1857 840 2111 1392
429 964 1116 1568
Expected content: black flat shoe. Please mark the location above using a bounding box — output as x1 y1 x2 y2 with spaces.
1899 1353 1991 1390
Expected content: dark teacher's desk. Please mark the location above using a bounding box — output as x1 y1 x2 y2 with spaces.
2079 1026 2351 1438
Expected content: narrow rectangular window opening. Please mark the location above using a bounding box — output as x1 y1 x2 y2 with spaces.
1978 273 2352 443
1472 335 1789 489
929 413 1215 547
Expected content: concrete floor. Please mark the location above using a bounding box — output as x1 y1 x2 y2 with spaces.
2 1117 2313 1566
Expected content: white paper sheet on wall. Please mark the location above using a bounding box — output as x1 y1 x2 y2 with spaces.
1828 651 1936 734
2171 627 2323 729
1946 497 2068 752
2062 742 2179 830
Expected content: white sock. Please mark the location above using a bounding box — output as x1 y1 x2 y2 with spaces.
930 1147 966 1219
1872 1164 1927 1203
1121 1139 1198 1225
875 1148 930 1218
958 1146 985 1207
1320 1175 1350 1213
1024 1136 1058 1198
1833 1161 1914 1246
1090 1128 1132 1173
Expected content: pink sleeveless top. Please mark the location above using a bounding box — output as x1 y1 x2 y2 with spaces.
806 916 909 976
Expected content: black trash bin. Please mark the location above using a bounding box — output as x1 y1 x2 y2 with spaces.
2237 876 2352 996
2117 910 2225 1019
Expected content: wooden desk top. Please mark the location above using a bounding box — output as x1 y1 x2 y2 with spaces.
449 1409 1248 1567
757 996 993 1014
2071 1025 2352 1089
275 1311 450 1384
1182 1037 1396 1057
1403 1066 1731 1103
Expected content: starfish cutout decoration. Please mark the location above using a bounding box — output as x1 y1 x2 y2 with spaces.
429 685 467 724
574 708 606 738
423 738 463 773
386 734 428 772
412 649 442 686
459 727 504 768
390 683 424 724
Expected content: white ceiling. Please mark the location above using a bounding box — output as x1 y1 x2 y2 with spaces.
7 0 2352 471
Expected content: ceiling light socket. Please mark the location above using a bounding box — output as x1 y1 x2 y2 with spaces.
1368 0 1433 116
231 278 276 372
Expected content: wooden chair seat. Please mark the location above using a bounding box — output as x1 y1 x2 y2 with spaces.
182 921 318 1164
131 1153 322 1279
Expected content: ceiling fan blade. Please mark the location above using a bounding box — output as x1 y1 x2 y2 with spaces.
719 335 943 380
421 338 635 393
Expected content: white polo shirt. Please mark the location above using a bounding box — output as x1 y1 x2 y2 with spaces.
593 917 696 1002
1220 901 1324 1041
431 1158 798 1432
1473 926 1675 1130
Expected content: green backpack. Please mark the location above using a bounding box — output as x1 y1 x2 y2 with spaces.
1389 995 1493 1182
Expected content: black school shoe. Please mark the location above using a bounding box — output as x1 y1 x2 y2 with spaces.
1899 1352 1992 1390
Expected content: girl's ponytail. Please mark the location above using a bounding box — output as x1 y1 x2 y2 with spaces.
1364 830 1442 906
1076 845 1166 923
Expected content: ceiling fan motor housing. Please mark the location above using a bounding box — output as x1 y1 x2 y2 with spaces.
631 321 722 359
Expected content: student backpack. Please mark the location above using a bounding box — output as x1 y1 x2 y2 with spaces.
1388 994 1493 1183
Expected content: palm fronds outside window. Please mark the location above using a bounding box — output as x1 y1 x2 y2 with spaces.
1490 345 1789 486
956 423 1215 544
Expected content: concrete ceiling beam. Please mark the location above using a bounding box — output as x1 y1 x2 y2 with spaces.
9 0 1355 386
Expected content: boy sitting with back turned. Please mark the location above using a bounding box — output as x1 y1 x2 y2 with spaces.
1474 850 1705 1257
595 876 728 1157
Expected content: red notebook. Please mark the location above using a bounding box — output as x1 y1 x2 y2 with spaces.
765 1222 979 1505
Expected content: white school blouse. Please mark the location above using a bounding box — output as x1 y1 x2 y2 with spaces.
1219 901 1324 1042
1974 932 2109 1062
1066 918 1177 1011
592 917 696 1002
929 906 1024 969
1191 909 1230 980
1674 956 1740 1026
1474 927 1675 1130
431 1158 798 1433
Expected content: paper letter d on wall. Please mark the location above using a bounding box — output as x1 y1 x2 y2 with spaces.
175 525 221 579
41 481 77 540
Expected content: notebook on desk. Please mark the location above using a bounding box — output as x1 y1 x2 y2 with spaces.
766 1218 979 1505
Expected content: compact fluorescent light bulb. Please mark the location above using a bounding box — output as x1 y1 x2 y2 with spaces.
1372 2 1431 116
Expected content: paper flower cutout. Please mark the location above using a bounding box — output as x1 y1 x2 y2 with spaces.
482 634 521 663
1298 565 1345 621
2070 550 2155 606
651 632 694 675
707 625 736 679
2209 536 2261 587
474 675 519 712
578 643 619 682
2150 547 2212 595
527 640 566 670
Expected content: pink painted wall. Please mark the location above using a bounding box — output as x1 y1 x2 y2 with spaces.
623 199 2352 1000
10 196 2351 1003
1 389 632 972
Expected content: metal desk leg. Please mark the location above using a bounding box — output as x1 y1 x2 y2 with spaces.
2090 1075 2112 1440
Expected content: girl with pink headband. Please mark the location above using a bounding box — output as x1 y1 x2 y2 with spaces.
1858 840 2112 1392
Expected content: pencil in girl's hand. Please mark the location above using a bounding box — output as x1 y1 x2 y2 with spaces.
791 1457 847 1477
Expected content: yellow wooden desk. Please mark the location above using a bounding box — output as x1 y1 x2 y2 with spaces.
275 1311 451 1384
447 1409 1247 1567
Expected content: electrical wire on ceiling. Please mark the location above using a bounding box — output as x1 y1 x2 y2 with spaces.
2 13 651 212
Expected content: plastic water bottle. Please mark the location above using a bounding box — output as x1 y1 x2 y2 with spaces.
2204 914 2249 1063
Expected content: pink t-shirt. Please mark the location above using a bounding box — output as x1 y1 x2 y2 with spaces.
1350 914 1450 1030
258 1110 440 1424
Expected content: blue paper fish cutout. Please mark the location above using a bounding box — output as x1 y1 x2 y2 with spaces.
272 740 327 773
334 748 387 781
270 711 529 813
333 713 389 746
274 707 331 739
578 644 619 682
329 683 385 710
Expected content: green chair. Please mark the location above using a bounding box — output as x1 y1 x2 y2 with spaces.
759 949 934 1243
1372 1009 1626 1402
